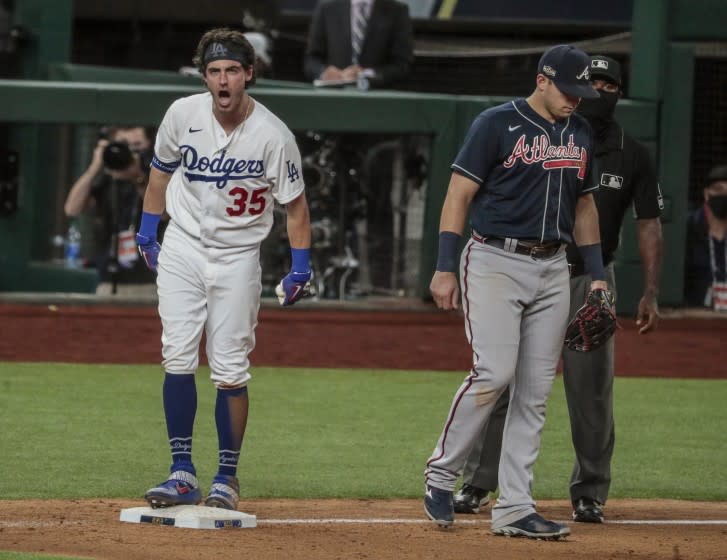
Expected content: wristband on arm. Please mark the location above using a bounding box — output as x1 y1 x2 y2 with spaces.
578 243 607 281
436 231 462 272
291 247 311 273
138 211 161 240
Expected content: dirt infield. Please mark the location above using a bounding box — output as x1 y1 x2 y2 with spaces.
1 499 726 560
1 301 726 559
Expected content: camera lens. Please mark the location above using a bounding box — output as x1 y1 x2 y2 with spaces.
103 141 134 170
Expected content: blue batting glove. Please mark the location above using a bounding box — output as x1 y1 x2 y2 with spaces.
276 270 312 306
135 233 161 272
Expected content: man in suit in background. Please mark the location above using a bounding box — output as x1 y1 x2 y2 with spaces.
304 0 413 89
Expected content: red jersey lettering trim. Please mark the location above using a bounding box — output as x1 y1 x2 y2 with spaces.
504 133 587 179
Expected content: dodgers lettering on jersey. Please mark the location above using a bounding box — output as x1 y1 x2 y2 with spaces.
180 146 265 188
452 98 597 243
152 92 305 249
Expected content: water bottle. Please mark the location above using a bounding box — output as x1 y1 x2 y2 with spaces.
64 221 81 269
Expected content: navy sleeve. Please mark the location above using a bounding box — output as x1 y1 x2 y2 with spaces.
451 114 499 184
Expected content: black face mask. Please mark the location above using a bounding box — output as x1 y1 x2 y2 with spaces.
708 195 727 219
577 90 619 138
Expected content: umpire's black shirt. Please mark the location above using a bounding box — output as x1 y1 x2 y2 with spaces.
566 121 663 272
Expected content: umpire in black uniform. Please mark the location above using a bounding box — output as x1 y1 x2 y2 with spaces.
452 55 664 524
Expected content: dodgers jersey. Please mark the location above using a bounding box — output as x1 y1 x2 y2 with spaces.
152 92 305 249
453 98 597 244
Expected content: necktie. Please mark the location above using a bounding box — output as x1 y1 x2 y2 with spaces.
351 2 369 65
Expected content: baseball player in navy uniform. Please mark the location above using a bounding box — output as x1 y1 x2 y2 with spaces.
424 45 610 540
451 55 664 525
136 28 312 510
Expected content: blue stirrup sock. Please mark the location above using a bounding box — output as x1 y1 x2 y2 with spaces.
215 386 249 478
163 373 197 475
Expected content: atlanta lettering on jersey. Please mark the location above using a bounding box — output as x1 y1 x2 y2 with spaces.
504 133 587 179
180 145 265 189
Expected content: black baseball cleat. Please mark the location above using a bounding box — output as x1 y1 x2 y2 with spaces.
453 484 490 514
492 512 571 540
424 484 455 527
572 497 604 523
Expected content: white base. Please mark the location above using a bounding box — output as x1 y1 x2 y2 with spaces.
120 505 256 530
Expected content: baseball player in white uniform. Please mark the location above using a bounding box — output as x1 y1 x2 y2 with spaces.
137 28 312 510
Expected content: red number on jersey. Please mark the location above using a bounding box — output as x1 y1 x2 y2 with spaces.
226 187 268 217
248 187 268 216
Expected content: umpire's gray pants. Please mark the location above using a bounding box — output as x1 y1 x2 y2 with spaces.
563 262 617 505
424 240 570 529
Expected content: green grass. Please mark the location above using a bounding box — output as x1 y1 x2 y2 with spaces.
0 363 725 501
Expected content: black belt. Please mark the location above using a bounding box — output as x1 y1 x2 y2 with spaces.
471 232 563 260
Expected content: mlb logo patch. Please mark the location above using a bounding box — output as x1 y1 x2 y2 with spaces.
601 173 623 189
592 59 609 70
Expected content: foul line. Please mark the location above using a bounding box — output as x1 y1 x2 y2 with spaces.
3 518 727 529
257 518 727 526
0 520 86 528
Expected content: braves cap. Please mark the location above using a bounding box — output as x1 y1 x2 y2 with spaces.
590 55 622 86
537 44 599 99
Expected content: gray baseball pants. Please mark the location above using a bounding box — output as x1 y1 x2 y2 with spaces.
425 239 570 529
460 263 617 506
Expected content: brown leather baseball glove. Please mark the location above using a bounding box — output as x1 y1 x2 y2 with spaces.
564 288 618 352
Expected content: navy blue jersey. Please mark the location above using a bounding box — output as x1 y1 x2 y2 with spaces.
452 98 597 243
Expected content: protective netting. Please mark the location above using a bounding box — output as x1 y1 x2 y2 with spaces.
689 54 727 206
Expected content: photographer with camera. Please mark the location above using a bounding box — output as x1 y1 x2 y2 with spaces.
64 125 159 294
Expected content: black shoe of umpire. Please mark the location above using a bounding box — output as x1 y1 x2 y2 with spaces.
572 497 604 523
453 484 490 514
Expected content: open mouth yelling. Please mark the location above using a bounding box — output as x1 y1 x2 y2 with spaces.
217 90 232 109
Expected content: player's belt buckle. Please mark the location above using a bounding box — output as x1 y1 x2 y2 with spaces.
527 243 561 260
